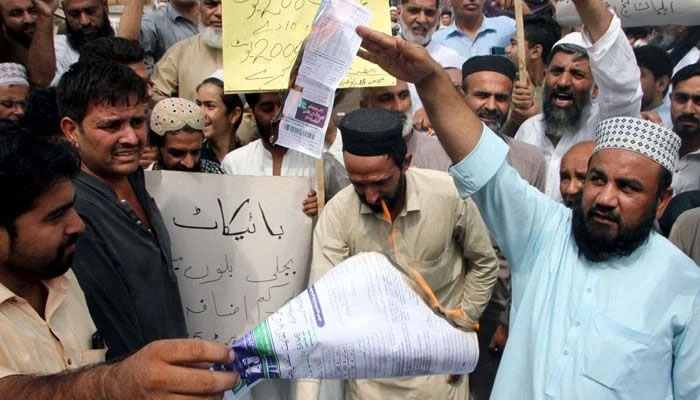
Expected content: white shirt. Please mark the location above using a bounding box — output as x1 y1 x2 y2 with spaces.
672 149 700 196
652 96 673 129
51 35 80 86
673 47 700 77
515 14 642 202
221 139 349 198
409 40 467 115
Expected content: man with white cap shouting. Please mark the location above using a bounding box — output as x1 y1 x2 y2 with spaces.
513 0 642 202
0 62 28 121
354 0 700 396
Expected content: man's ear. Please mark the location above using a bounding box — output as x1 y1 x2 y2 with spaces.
529 44 543 61
656 187 674 219
656 75 670 95
591 84 599 100
60 117 81 149
229 106 243 125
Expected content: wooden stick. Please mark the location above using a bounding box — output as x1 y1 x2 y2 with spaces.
315 158 325 214
514 0 530 84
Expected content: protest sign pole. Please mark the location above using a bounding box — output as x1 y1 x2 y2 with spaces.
514 0 529 84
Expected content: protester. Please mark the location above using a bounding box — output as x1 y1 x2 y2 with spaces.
439 8 452 29
659 189 700 236
57 61 187 359
669 63 700 196
150 0 222 102
396 0 465 129
431 0 515 59
299 107 499 400
78 36 153 100
354 0 700 394
52 0 114 85
514 8 642 202
669 207 700 264
148 97 223 173
0 126 239 397
390 5 400 36
460 55 546 399
118 0 199 70
0 0 56 86
359 81 452 171
0 62 28 121
502 14 561 135
558 140 595 207
634 45 673 127
196 76 243 165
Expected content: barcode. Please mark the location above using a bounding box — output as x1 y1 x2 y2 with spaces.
283 122 315 139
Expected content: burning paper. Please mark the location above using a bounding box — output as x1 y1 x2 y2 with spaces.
214 252 479 399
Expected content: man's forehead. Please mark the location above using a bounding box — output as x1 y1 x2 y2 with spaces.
673 75 700 93
63 0 102 11
549 52 591 71
0 0 33 11
0 85 29 98
465 71 512 92
86 97 145 118
589 148 660 179
404 0 438 10
372 82 408 96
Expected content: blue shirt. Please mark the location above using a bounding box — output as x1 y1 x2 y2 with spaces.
431 16 515 59
449 127 700 399
140 5 198 70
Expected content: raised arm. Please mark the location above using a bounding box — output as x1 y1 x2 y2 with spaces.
0 339 238 398
356 27 483 162
572 0 612 43
117 0 146 40
26 0 58 87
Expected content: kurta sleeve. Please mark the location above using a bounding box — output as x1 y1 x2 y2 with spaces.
457 199 499 322
672 293 700 399
72 221 145 359
150 44 181 103
583 13 642 121
308 194 351 285
449 126 568 276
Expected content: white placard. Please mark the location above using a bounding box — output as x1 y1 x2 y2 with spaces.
555 0 700 27
145 171 313 346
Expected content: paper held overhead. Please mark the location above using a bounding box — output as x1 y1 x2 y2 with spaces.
222 0 395 93
214 252 480 400
555 0 700 27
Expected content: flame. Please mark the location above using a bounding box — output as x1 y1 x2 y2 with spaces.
380 200 478 332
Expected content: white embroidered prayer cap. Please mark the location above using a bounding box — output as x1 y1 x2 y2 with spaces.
0 63 29 87
594 116 681 172
150 98 205 136
552 32 586 50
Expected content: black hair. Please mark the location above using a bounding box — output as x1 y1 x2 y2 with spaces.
22 86 62 139
0 122 81 238
623 26 652 41
669 26 700 68
671 62 700 87
440 9 452 16
78 37 145 65
197 77 244 133
390 139 407 168
56 61 147 124
658 166 672 197
244 92 262 109
635 45 673 96
523 14 561 64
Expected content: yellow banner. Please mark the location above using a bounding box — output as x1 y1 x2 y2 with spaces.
222 0 395 93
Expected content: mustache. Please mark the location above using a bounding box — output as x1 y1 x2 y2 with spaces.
60 233 79 251
550 86 576 98
587 205 621 223
477 107 503 120
677 114 699 124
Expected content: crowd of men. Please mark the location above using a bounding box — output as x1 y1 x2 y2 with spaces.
1 0 699 398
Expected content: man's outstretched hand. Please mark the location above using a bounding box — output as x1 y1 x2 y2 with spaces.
356 26 441 87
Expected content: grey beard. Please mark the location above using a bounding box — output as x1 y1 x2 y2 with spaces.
200 26 222 49
542 89 592 141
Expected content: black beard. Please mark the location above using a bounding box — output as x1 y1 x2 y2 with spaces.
65 14 114 52
7 233 79 281
571 196 656 262
359 173 406 214
542 85 591 140
5 26 33 48
673 114 699 140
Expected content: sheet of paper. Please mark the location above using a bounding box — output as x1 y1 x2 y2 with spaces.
215 252 480 399
144 171 313 347
222 0 395 93
275 0 371 159
556 0 700 27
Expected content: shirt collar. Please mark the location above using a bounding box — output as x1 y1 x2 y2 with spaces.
359 169 421 217
444 15 496 38
165 4 187 22
0 273 72 307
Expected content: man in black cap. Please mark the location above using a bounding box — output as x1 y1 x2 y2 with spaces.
299 107 499 400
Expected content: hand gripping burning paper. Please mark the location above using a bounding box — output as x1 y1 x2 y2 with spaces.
214 251 479 399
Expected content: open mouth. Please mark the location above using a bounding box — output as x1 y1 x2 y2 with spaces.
113 148 139 159
552 92 574 108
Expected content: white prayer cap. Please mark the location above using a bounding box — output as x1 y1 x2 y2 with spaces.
594 116 681 172
150 98 205 136
390 6 397 11
0 63 29 87
207 69 224 82
552 32 586 52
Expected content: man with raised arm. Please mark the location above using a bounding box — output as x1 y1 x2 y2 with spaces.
355 0 700 397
